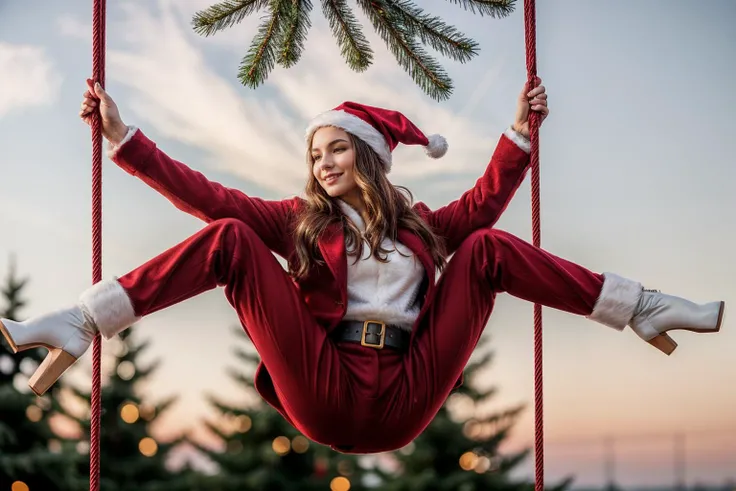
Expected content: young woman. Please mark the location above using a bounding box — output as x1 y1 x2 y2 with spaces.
1 78 724 454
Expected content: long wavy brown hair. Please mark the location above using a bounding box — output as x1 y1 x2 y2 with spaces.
290 130 447 280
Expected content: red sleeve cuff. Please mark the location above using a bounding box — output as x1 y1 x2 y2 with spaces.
108 126 157 175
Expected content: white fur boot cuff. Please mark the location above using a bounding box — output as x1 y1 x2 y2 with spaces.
588 272 643 330
79 278 140 339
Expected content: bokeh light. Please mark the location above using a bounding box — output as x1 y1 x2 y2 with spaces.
139 437 158 457
120 403 140 424
26 405 42 422
117 361 135 380
459 451 478 471
272 436 291 455
330 476 351 491
292 435 309 453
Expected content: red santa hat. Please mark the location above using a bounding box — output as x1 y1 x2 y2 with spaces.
304 101 448 173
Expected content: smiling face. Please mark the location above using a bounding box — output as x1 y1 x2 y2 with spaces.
310 126 360 201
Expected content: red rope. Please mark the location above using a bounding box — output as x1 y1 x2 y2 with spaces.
522 0 544 488
90 0 106 489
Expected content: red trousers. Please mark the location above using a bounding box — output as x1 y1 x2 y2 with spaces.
118 218 603 453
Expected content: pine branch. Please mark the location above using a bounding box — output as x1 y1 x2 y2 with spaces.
230 324 247 338
464 350 494 376
444 0 516 18
232 346 261 365
496 447 530 473
191 0 511 101
470 405 524 442
357 0 453 100
548 475 576 491
203 419 231 441
0 421 16 446
207 396 251 416
477 403 525 426
383 0 479 63
227 367 257 389
187 436 221 456
154 395 179 415
472 432 509 459
470 387 500 406
461 385 497 401
0 256 28 320
321 0 373 71
69 385 90 403
205 391 261 419
238 0 290 88
192 0 270 37
135 359 162 380
276 0 313 68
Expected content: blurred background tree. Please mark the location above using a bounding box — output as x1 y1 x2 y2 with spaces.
190 326 368 490
369 336 573 491
58 327 191 491
0 257 81 491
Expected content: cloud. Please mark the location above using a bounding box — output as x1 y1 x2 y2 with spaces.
0 42 61 119
56 13 90 40
59 0 504 196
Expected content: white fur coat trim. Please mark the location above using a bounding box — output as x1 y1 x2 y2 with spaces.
305 110 394 172
79 278 140 339
503 126 531 154
107 125 139 159
587 272 642 330
337 200 424 330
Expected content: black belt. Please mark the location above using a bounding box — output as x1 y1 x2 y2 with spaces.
332 320 410 351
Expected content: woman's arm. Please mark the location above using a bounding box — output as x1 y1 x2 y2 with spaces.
108 127 296 257
417 128 531 253
80 80 295 257
417 79 548 254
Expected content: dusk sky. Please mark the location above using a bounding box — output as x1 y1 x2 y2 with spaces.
1 0 735 486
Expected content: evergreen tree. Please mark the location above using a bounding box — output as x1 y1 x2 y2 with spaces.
190 0 515 101
372 336 573 491
59 327 192 491
0 256 81 491
191 327 367 491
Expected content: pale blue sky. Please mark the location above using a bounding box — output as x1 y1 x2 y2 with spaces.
1 0 735 486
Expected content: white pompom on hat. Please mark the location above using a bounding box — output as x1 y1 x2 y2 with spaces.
305 101 448 173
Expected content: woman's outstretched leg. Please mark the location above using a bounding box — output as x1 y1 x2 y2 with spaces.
404 227 724 435
0 219 349 441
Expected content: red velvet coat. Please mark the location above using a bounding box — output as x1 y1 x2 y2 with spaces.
112 129 530 416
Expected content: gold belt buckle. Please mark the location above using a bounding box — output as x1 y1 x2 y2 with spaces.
360 320 386 349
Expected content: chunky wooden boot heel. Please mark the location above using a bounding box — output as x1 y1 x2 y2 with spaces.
0 306 96 395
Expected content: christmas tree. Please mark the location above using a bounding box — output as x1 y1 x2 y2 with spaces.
58 327 192 491
371 335 573 491
190 0 515 101
191 327 367 491
0 256 81 491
